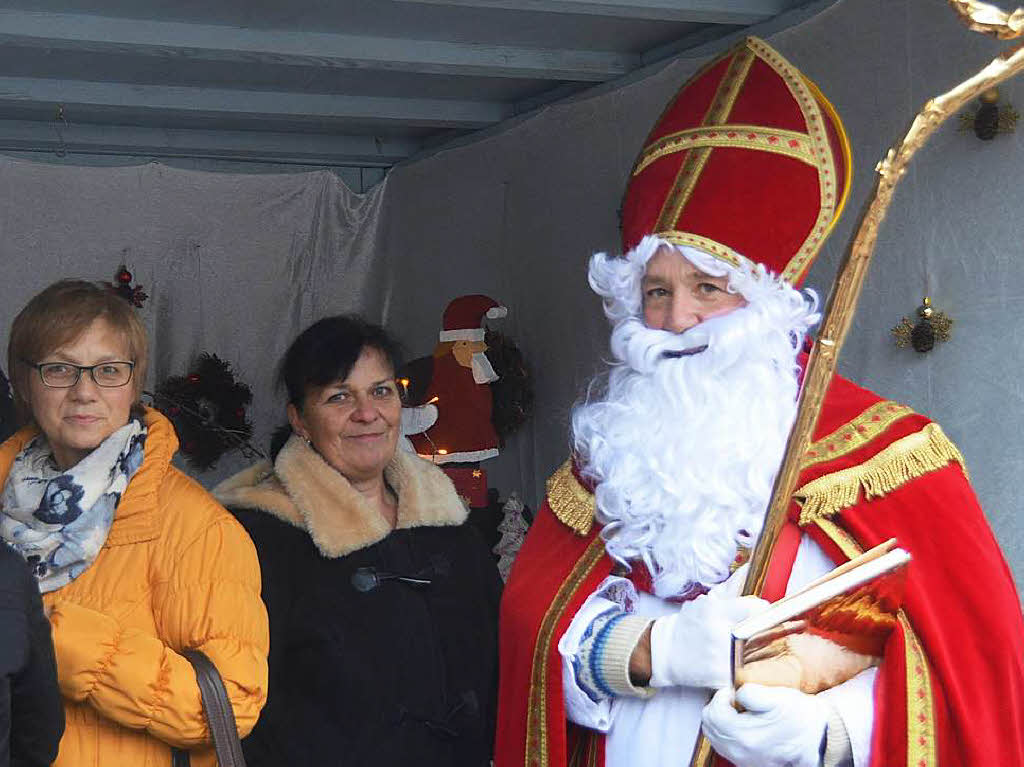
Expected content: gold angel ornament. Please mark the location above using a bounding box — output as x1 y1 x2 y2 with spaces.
958 87 1019 138
892 297 954 352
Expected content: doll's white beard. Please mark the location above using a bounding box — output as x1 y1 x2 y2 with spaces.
471 352 499 384
572 243 819 598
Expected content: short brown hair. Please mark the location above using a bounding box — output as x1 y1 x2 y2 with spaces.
7 280 149 423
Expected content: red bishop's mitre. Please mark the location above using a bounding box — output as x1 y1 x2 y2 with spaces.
438 294 508 342
621 36 852 286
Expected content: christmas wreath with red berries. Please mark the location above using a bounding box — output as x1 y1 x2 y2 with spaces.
150 354 260 471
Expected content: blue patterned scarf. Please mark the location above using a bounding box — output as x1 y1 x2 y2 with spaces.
0 420 146 592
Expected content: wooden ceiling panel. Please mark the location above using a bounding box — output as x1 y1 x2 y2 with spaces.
0 0 818 168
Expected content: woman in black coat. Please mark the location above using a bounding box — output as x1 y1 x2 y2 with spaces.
0 541 63 767
0 369 15 444
215 316 501 767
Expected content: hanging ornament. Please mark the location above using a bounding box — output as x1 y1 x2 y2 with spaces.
149 353 262 470
958 87 1019 139
108 263 149 308
892 297 954 353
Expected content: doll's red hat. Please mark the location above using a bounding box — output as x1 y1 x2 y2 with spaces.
439 294 507 342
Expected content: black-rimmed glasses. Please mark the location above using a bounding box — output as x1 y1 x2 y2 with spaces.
24 360 135 389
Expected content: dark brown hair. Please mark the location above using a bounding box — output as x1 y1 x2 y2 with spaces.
278 315 400 409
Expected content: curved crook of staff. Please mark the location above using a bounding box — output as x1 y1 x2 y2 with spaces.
691 2 1024 765
744 0 1024 598
745 0 1024 593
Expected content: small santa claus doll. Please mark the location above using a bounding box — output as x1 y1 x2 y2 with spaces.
403 295 508 483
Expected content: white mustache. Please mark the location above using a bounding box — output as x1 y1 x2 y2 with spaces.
611 310 757 376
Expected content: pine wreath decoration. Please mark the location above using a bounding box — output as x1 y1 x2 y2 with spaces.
484 329 534 444
150 354 261 470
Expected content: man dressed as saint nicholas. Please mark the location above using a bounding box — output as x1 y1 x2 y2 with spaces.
496 36 1024 767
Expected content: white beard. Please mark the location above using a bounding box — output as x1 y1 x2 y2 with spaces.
471 351 499 384
572 248 818 599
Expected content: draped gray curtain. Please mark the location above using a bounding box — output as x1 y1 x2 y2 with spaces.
379 0 1024 589
1 0 1021 589
0 159 388 483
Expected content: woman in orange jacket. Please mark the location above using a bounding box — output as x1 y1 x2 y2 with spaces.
1 280 269 767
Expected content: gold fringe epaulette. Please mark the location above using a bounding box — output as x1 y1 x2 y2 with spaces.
796 422 966 525
547 460 596 536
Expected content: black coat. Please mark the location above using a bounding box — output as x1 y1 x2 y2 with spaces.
0 370 15 445
217 438 501 767
0 542 64 767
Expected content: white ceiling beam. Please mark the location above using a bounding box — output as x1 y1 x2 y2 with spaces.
0 9 635 82
394 0 790 23
0 119 417 166
0 77 510 129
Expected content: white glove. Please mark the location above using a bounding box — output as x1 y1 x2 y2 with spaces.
649 592 768 689
701 684 830 767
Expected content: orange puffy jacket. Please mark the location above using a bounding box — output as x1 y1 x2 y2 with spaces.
0 408 269 767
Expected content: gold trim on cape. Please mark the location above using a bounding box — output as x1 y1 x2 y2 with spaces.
547 460 596 535
813 518 937 767
801 401 915 471
898 610 938 767
526 535 608 767
634 125 818 177
796 423 965 525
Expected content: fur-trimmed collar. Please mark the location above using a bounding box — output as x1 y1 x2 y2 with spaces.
214 435 468 558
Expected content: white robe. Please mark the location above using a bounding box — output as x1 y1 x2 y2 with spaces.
559 534 876 767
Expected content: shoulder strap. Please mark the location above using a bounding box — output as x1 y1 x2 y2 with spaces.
170 650 247 767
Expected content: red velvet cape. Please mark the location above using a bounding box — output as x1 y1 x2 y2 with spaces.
495 373 1024 767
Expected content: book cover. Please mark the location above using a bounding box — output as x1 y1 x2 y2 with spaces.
731 539 910 693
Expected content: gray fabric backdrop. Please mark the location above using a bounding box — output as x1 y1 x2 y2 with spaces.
1 0 1021 589
379 0 1024 590
0 161 389 479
